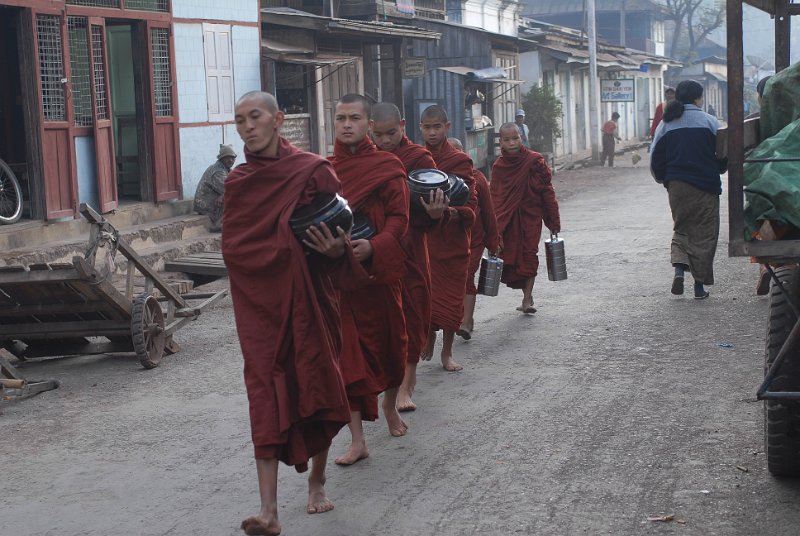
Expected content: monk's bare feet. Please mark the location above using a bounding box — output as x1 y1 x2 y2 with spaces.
421 332 436 361
241 514 281 536
441 354 463 372
397 390 416 412
307 477 334 514
515 299 537 314
383 401 408 437
334 442 369 466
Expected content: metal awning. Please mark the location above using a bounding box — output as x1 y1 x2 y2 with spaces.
437 66 523 84
261 39 356 66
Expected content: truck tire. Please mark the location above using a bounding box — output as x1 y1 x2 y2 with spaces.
765 265 800 477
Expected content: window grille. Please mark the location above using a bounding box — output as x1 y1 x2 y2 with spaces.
66 0 120 7
91 26 109 120
36 15 66 122
68 16 93 127
151 28 172 117
125 0 168 12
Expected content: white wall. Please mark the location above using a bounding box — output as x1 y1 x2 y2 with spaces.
175 23 208 124
179 125 247 198
172 0 258 23
519 50 542 95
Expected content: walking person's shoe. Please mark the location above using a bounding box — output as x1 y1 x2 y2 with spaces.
694 282 710 300
756 265 771 296
671 275 684 295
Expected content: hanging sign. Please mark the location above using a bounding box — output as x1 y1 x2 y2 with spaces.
402 57 426 78
601 79 635 102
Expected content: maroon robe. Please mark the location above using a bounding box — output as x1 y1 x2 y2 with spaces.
490 146 561 289
330 137 409 420
390 136 437 364
222 137 350 472
467 169 500 294
426 140 477 331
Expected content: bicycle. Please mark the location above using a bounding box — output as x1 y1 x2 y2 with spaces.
0 157 22 225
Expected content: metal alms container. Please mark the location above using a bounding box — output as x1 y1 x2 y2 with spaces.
477 255 504 296
545 233 568 281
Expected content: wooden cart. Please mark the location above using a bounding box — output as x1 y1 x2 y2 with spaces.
726 1 800 476
0 204 227 400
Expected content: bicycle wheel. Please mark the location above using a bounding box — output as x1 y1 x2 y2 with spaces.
0 159 23 225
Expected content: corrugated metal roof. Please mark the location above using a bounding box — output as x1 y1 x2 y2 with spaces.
522 0 662 15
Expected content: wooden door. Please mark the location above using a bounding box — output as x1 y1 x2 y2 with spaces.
146 21 181 202
87 17 117 213
31 10 78 219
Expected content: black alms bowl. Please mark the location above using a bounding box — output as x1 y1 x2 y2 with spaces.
447 175 469 207
351 213 376 240
289 193 354 243
407 168 450 211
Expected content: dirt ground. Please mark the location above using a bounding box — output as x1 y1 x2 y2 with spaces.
3 150 800 536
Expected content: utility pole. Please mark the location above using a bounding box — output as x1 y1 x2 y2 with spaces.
587 0 600 160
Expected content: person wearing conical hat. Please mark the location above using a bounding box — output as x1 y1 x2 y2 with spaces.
194 144 237 232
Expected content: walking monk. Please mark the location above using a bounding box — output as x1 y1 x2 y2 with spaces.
223 91 351 536
329 94 410 464
371 102 448 412
491 123 561 314
420 105 477 372
448 138 499 340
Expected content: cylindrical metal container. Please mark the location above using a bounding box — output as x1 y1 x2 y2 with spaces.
477 255 504 296
545 234 568 281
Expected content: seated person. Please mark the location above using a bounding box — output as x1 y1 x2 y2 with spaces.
194 144 237 232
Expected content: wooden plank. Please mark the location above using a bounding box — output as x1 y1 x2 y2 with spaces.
0 267 81 284
21 338 132 358
0 266 27 273
0 301 115 317
71 257 132 319
0 320 130 339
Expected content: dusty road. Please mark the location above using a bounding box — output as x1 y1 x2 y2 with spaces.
3 154 800 536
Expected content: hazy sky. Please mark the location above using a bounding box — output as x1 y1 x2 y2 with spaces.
732 5 800 66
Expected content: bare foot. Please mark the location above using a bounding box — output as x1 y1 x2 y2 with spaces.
421 332 436 361
515 302 537 314
307 478 334 514
334 442 369 466
241 515 281 535
397 390 417 412
441 355 463 372
383 402 408 437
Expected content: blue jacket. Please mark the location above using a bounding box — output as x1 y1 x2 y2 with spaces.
649 104 727 194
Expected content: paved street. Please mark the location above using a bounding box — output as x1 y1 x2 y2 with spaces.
4 153 800 536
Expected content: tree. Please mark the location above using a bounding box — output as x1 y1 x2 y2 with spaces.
521 84 563 153
661 0 725 62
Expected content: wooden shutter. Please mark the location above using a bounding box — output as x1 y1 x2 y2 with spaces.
203 23 234 122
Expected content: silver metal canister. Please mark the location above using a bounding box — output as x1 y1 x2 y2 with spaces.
545 233 568 281
477 255 504 296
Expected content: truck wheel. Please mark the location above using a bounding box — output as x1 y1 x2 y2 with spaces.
765 265 800 477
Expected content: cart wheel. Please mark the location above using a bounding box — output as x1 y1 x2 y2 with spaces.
131 293 166 369
764 265 800 477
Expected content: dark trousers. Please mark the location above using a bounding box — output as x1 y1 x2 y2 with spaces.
600 134 616 166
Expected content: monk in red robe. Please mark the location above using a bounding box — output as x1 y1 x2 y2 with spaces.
223 91 351 536
371 102 448 412
420 105 477 372
329 94 410 465
447 138 500 340
491 123 561 314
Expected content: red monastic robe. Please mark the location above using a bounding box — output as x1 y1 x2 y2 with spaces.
490 146 561 289
466 169 500 295
330 137 409 420
222 137 350 472
390 136 437 364
426 140 477 331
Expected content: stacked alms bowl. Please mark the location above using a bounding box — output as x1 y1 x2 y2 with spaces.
289 193 354 245
446 174 469 207
407 168 450 211
351 213 376 241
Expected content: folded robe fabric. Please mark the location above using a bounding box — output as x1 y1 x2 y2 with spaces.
491 146 560 289
467 169 500 295
426 140 477 331
222 137 350 472
391 136 437 364
330 137 409 420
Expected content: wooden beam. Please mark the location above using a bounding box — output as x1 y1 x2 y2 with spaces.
0 320 129 339
775 0 791 72
727 0 746 258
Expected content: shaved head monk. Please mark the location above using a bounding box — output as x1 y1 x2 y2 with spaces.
419 105 478 372
372 102 448 412
448 138 500 341
329 94 411 465
223 91 351 536
491 123 561 314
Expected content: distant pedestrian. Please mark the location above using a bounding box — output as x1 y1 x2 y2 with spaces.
194 144 236 232
650 80 728 300
515 108 531 148
600 112 621 167
650 87 676 138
